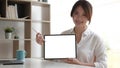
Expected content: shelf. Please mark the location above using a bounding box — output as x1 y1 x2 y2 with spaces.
31 1 50 7
0 39 35 41
0 0 50 58
8 0 50 6
32 20 50 23
8 0 31 4
0 17 31 22
0 17 50 23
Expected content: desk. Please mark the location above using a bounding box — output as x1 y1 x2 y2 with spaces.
0 58 94 68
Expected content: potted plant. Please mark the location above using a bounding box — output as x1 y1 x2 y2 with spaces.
4 27 15 39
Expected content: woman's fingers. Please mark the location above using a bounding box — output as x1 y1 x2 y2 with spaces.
36 33 44 45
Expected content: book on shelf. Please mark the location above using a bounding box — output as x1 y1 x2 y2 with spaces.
7 4 18 19
14 4 18 19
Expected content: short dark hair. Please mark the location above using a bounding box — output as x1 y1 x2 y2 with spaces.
71 0 92 24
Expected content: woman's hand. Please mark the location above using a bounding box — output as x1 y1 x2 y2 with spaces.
63 58 81 65
63 58 95 67
36 33 44 45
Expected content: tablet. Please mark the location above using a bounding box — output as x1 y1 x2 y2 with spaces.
43 34 76 59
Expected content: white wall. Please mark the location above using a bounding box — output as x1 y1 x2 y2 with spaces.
89 0 120 50
48 0 77 34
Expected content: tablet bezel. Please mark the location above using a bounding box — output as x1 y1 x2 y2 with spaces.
43 34 77 60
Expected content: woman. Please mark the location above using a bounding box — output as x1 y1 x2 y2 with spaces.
36 0 107 68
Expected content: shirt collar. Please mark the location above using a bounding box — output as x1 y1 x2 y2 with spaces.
70 27 90 36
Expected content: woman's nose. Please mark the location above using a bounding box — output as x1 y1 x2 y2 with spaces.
75 15 83 21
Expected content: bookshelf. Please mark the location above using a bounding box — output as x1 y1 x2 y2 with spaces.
0 0 50 58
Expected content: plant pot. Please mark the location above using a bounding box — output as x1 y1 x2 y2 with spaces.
5 32 12 39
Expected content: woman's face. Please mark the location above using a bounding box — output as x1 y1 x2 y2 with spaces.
72 6 88 27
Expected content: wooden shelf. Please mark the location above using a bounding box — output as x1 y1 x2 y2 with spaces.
32 20 50 23
0 17 31 22
0 18 50 23
0 39 35 41
8 0 50 7
31 1 50 6
0 0 50 58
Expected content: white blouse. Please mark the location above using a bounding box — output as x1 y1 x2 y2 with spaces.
62 28 107 68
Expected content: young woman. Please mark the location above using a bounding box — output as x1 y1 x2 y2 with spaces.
36 0 107 68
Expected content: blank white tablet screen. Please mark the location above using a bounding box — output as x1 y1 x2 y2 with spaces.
44 34 76 59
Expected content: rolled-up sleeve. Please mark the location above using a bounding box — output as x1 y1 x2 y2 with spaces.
94 36 107 68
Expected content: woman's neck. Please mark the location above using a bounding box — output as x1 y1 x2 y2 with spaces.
74 25 87 35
